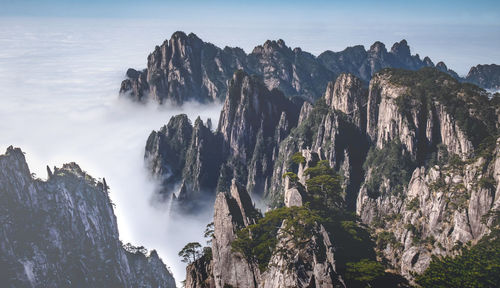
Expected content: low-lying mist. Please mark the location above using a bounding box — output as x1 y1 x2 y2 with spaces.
0 19 221 285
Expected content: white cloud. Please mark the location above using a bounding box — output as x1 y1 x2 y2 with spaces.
0 18 221 286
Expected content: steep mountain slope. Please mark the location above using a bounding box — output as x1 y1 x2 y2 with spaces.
272 68 500 279
120 32 458 104
145 70 300 210
145 67 499 284
0 146 176 287
185 179 348 288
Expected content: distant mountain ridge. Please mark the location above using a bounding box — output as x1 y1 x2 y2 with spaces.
120 32 479 104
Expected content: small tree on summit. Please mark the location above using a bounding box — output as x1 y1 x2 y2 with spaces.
178 242 202 264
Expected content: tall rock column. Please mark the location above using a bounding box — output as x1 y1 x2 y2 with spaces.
212 180 261 288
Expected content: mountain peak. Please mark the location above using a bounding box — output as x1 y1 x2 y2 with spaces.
390 39 410 56
171 30 188 39
369 41 387 53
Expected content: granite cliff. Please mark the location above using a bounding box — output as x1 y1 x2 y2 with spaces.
121 32 465 104
175 67 499 286
0 146 176 287
145 70 300 210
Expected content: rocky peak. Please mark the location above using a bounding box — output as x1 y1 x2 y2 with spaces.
0 147 176 287
252 39 292 56
122 33 484 105
423 56 434 67
212 181 260 288
145 114 193 189
369 41 387 55
230 179 258 226
217 70 299 195
324 73 367 129
436 61 448 72
390 39 411 57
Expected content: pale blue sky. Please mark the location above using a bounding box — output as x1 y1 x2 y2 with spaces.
1 1 499 74
1 0 499 24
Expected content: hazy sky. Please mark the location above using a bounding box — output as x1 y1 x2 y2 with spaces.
1 1 499 74
0 1 499 285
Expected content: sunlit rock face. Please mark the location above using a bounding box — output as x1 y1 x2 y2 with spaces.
270 68 499 279
0 146 175 288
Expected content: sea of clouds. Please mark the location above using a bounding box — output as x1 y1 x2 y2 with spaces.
0 18 222 285
0 17 498 285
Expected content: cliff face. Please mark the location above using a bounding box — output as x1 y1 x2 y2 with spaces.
217 71 300 196
181 67 499 285
348 69 498 278
211 180 261 288
121 32 464 104
185 179 345 288
357 147 500 277
268 73 369 208
145 70 300 210
466 64 500 90
0 146 175 287
269 68 499 279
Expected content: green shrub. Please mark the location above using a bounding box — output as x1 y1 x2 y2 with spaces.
415 230 500 288
363 140 415 198
231 206 321 272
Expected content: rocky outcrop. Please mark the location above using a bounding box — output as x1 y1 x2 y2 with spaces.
145 114 221 210
217 70 300 196
120 32 247 104
357 139 500 278
185 254 215 288
324 73 367 130
146 70 300 210
357 69 499 278
435 61 460 79
248 40 335 101
178 117 222 207
318 39 437 83
260 224 344 288
186 178 345 288
270 68 499 280
466 64 500 90
121 32 465 104
212 180 260 288
268 73 369 209
0 146 175 287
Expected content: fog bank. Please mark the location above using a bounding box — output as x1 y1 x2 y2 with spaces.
0 20 221 286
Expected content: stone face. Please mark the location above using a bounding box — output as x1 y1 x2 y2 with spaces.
212 181 260 288
0 146 175 288
217 71 300 196
260 224 345 288
324 73 367 130
284 187 302 207
185 254 215 288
